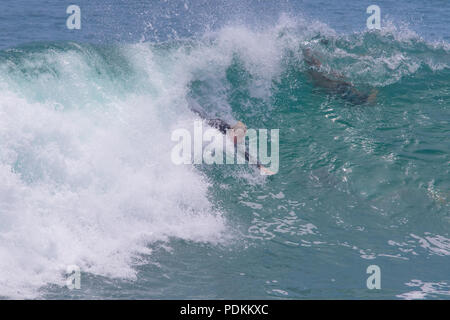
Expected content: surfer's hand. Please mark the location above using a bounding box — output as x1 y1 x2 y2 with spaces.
260 166 276 176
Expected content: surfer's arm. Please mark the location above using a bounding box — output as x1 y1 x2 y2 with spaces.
210 118 275 175
187 101 231 134
206 119 231 135
188 101 274 175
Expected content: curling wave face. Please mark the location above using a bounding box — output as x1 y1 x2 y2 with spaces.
0 16 449 298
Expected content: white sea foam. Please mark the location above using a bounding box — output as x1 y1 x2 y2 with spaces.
397 280 450 300
0 45 229 298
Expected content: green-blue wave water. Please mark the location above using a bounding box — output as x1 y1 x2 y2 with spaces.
0 2 449 299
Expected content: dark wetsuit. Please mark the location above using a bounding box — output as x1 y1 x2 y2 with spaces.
188 103 261 168
189 106 231 134
205 118 231 135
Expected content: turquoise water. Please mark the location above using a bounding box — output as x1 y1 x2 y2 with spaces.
0 1 449 299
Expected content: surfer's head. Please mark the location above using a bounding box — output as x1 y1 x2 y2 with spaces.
227 121 247 144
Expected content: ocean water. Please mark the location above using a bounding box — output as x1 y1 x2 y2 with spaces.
0 0 449 299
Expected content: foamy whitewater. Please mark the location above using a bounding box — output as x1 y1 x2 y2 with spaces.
0 40 235 298
0 1 449 299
